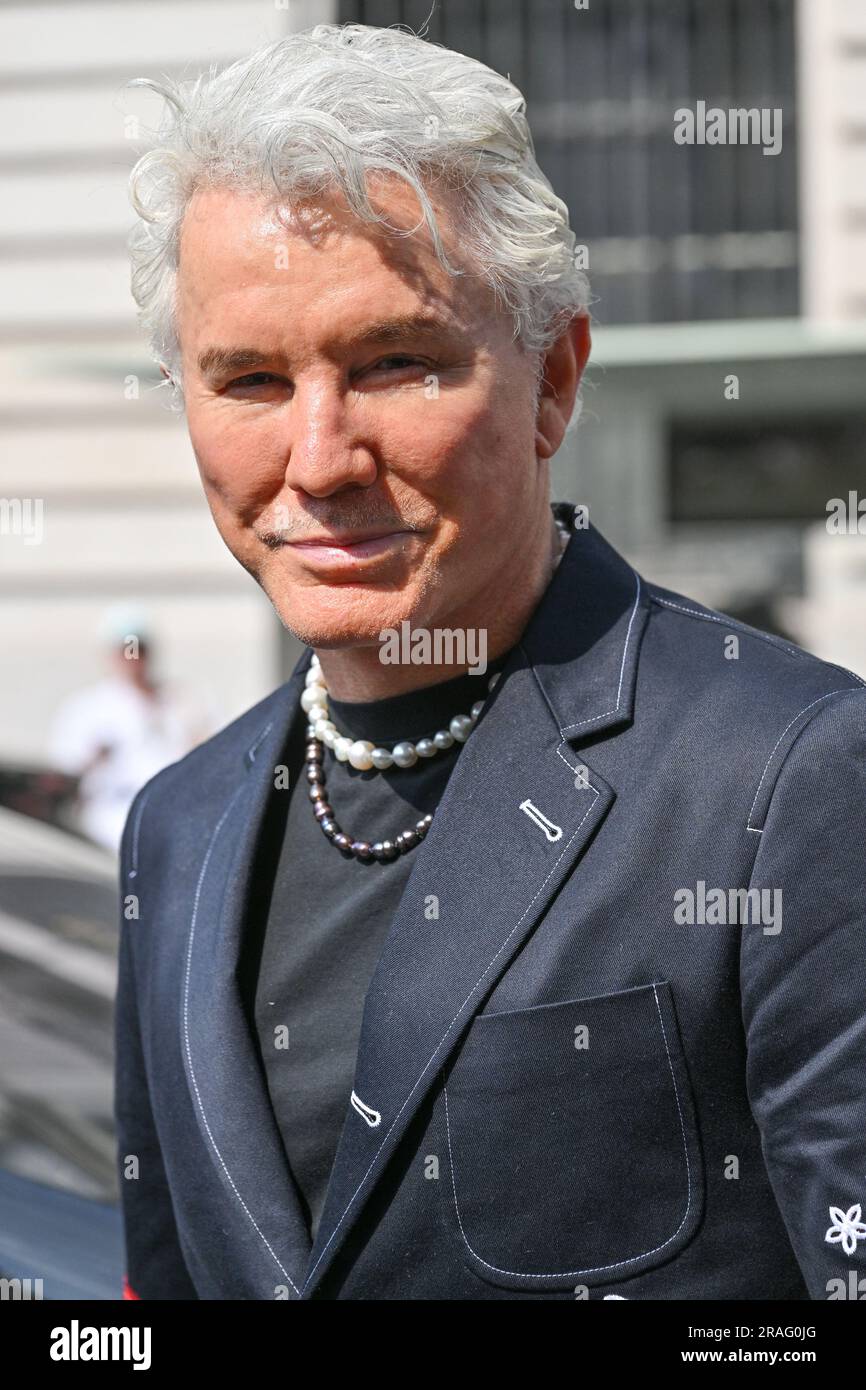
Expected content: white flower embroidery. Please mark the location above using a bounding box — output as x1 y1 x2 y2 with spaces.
825 1204 866 1255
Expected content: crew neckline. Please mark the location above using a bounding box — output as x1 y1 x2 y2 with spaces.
324 647 513 745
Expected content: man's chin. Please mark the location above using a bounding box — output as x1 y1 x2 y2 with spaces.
271 599 420 654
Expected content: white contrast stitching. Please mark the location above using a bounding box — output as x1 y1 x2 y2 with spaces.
247 720 273 763
651 595 804 659
652 595 866 689
519 798 563 841
301 781 602 1292
615 571 643 709
825 1203 866 1255
128 784 153 881
560 570 643 731
746 689 857 830
555 743 587 777
651 595 866 830
350 1091 381 1127
183 784 302 1298
442 983 693 1280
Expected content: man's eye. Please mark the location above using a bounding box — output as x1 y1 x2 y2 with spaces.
227 373 279 389
373 356 428 372
222 360 431 392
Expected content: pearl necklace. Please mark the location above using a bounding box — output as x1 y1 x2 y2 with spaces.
303 513 571 862
302 657 502 770
302 515 571 770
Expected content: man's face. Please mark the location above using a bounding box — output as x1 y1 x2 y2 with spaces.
176 177 550 651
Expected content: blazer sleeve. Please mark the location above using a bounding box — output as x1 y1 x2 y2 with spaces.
113 787 199 1300
740 686 866 1300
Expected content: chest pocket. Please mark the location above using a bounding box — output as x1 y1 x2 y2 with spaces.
440 980 705 1292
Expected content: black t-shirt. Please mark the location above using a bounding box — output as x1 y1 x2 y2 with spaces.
239 649 513 1246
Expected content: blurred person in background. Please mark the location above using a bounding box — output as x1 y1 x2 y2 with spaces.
47 608 214 852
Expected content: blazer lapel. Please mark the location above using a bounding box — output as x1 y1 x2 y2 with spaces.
181 647 315 1299
301 515 650 1297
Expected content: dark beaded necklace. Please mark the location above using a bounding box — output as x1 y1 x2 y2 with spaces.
305 732 434 863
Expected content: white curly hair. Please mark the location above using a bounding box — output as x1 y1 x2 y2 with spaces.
126 22 590 412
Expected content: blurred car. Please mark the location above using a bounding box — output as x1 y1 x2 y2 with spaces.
0 801 122 1299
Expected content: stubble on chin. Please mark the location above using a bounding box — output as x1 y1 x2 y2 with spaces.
262 544 449 652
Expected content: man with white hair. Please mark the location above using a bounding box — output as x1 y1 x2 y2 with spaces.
115 23 866 1301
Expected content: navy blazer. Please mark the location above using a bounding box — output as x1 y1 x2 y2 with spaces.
114 512 866 1300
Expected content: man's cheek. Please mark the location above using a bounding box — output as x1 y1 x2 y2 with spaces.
195 446 266 512
196 479 255 552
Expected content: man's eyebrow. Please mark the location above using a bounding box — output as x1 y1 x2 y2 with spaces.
352 311 456 344
196 314 458 379
197 346 271 379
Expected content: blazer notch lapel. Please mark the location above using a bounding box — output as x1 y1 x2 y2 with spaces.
182 652 316 1297
301 659 617 1297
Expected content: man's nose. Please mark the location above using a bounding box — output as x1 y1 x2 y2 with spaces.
282 379 377 496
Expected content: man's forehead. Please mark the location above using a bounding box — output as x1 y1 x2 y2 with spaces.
264 197 338 238
179 179 460 271
176 181 501 357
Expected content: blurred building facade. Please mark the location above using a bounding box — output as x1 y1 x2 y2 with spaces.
1 0 864 769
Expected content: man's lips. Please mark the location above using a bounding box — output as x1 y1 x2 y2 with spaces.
284 530 417 563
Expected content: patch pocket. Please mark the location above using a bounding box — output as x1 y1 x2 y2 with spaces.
441 980 705 1292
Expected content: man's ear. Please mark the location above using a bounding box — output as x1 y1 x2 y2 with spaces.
534 313 591 460
158 364 171 380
